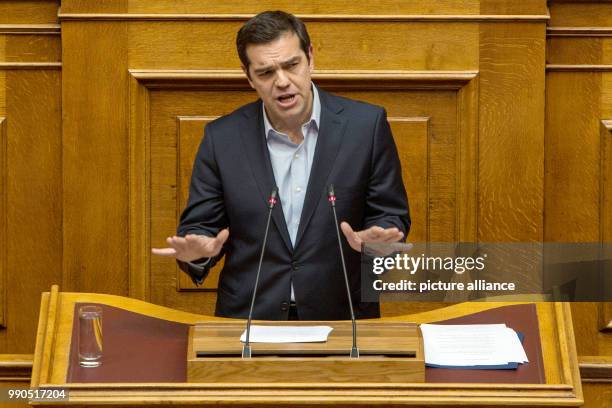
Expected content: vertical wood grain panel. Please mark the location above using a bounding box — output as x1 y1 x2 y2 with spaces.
601 121 612 333
128 75 150 301
1 70 61 353
176 116 223 291
0 118 5 327
545 56 602 360
479 22 545 242
545 73 601 242
456 78 479 242
389 118 429 243
62 22 129 295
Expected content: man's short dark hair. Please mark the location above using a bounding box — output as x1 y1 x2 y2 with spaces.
236 11 311 73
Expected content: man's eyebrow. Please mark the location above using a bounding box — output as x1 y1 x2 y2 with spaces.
253 65 274 74
253 56 302 74
280 56 301 66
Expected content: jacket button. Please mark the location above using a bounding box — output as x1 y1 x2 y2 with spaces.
280 301 289 311
291 261 299 270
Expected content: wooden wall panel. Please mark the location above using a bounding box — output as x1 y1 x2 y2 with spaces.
127 21 479 71
546 2 612 392
549 1 612 28
0 1 59 25
545 72 601 242
61 22 129 295
0 0 62 357
0 70 61 354
389 118 429 243
479 23 545 242
176 117 221 291
136 73 475 316
0 118 5 328
62 0 483 15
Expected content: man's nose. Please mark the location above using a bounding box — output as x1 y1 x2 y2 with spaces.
275 70 290 88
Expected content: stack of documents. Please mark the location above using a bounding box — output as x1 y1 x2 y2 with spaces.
420 324 528 369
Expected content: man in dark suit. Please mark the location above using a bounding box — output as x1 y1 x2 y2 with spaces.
153 11 410 320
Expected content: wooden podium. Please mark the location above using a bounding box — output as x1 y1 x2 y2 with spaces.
30 286 584 406
188 320 424 383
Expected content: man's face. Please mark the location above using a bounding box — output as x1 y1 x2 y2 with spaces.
243 32 314 129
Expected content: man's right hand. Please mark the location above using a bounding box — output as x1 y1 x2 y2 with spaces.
151 228 229 262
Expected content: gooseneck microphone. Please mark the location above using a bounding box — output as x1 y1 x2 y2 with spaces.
327 184 359 358
242 187 278 359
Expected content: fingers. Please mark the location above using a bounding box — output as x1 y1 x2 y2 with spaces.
151 247 177 256
341 222 362 252
152 229 231 262
216 228 230 244
360 226 404 243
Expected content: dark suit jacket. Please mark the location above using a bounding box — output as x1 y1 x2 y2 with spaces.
177 88 410 320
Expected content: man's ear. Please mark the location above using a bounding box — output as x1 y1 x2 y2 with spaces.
241 65 255 89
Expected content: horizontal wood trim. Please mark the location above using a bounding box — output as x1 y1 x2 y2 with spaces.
547 65 612 72
579 356 612 381
58 13 550 22
129 69 477 90
547 27 612 37
0 62 61 70
0 354 33 381
0 24 60 35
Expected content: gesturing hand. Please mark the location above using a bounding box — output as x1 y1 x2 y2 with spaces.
151 228 229 262
340 222 404 253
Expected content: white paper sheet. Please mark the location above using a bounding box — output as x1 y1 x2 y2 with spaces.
420 323 528 366
240 325 334 343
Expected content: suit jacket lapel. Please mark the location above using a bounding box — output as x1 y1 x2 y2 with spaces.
239 102 293 253
295 90 347 248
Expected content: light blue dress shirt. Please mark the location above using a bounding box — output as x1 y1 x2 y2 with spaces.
263 85 321 302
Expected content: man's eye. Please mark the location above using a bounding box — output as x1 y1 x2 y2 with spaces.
259 71 271 77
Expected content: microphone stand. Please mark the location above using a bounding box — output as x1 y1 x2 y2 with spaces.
327 184 359 358
242 187 278 359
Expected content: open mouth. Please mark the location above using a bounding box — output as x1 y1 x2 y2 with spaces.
277 94 296 104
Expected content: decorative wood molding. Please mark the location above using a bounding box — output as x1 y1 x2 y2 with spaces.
547 65 612 72
0 62 61 70
547 27 612 37
128 70 479 297
58 13 550 22
30 286 59 388
128 75 151 301
129 70 477 90
600 121 612 332
0 118 5 328
0 24 60 35
456 77 479 243
579 356 612 381
0 355 33 381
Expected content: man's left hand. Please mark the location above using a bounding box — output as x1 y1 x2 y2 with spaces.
340 222 404 252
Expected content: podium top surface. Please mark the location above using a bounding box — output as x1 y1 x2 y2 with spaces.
30 286 583 406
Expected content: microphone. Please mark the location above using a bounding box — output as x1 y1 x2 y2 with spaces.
327 184 359 358
242 187 278 359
